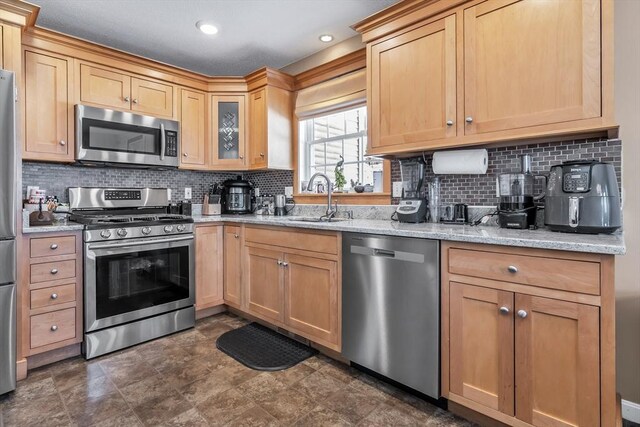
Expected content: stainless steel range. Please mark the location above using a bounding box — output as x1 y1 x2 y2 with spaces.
69 188 195 359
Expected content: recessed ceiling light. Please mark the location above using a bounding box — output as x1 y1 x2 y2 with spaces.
319 34 334 43
196 21 218 35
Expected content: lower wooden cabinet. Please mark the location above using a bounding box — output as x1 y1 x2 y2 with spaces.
195 225 224 311
237 226 341 351
223 225 242 308
442 242 614 427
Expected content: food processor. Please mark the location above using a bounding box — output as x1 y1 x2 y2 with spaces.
497 155 545 229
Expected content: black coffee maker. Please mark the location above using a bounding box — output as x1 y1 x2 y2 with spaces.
497 155 545 229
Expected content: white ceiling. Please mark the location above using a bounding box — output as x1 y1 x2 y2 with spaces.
30 0 397 76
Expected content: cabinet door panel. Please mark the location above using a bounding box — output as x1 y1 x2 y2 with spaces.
464 0 601 135
248 89 267 168
284 254 338 347
223 226 242 307
24 52 71 161
212 95 246 168
179 89 207 167
80 64 131 110
449 282 514 415
515 295 599 426
246 247 283 322
195 226 224 310
370 14 456 148
131 77 173 118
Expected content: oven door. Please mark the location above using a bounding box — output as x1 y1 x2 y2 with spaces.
85 234 194 332
75 104 179 168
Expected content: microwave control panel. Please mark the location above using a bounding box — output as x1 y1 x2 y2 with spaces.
164 130 178 157
104 190 142 201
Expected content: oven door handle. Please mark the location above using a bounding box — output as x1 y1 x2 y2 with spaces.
88 235 193 250
159 123 166 161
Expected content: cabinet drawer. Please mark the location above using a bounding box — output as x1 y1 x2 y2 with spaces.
448 248 600 295
30 308 76 348
30 260 76 284
30 283 76 310
30 236 76 258
245 227 338 255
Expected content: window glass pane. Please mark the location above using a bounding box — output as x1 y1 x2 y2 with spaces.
313 116 328 139
343 138 360 163
327 111 345 138
325 140 343 166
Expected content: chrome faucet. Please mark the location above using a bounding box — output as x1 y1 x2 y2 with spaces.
307 172 336 219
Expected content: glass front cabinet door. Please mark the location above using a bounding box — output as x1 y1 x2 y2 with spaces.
211 94 246 168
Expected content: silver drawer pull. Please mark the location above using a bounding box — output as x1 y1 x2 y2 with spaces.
277 260 282 265
50 325 58 332
517 310 528 319
507 265 518 273
51 293 58 300
234 234 239 238
499 306 510 314
50 268 59 275
282 262 289 267
50 243 58 250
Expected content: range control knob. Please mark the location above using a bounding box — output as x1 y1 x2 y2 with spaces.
176 224 186 232
141 227 152 235
117 228 128 237
164 225 174 233
100 230 112 239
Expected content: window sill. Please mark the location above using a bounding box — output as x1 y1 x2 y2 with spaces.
293 192 392 205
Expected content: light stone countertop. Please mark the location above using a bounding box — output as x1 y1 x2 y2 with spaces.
22 214 626 255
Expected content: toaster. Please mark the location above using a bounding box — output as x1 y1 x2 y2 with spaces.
544 160 621 234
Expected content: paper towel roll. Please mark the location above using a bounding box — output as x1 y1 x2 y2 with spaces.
432 149 488 174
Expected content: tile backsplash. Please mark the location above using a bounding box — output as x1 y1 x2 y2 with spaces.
22 162 294 204
23 137 621 207
390 137 622 206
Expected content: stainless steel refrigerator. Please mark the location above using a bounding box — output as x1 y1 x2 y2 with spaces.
0 69 17 395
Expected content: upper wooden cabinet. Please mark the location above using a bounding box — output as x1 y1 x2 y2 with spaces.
355 0 615 156
248 86 293 170
79 64 174 118
179 88 208 169
24 51 74 162
463 0 601 135
370 14 456 149
211 94 247 169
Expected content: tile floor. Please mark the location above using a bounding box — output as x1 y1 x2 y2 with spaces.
0 313 477 426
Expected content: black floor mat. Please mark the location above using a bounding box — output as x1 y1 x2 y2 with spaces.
216 322 318 371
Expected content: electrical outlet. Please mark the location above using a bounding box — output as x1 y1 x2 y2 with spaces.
167 189 172 200
392 182 404 198
184 187 192 200
254 187 260 197
284 186 293 197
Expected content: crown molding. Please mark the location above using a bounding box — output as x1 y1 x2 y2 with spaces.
293 48 366 91
0 0 39 27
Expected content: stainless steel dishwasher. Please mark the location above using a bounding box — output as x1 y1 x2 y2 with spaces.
342 233 439 399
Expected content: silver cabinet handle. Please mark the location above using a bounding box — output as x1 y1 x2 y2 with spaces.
282 262 289 267
507 265 518 273
132 99 138 104
183 153 188 157
499 306 510 314
465 116 473 123
124 96 130 102
50 325 58 332
446 120 454 126
517 310 528 319
239 155 244 159
260 153 265 157
50 268 58 275
51 293 58 300
234 234 239 238
277 260 282 265
50 243 58 250
59 140 66 146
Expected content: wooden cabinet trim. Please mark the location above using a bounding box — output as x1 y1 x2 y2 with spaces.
30 283 75 310
29 235 76 258
30 307 76 349
244 226 339 257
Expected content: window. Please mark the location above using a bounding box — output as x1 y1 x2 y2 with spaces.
298 106 383 192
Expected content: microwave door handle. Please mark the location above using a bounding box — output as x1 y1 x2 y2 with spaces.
160 123 166 161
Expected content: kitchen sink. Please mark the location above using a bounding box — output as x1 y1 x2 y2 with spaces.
286 217 349 223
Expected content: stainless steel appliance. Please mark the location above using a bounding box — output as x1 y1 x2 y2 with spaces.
75 105 179 168
394 159 427 223
69 188 195 359
274 194 287 216
497 155 546 229
342 233 440 399
545 160 621 234
221 176 254 214
0 70 16 395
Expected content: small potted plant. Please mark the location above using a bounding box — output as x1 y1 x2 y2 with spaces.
334 156 346 193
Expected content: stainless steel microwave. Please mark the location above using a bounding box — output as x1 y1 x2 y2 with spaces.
75 105 179 168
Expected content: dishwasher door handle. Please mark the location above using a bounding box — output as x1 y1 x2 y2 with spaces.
373 248 396 258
